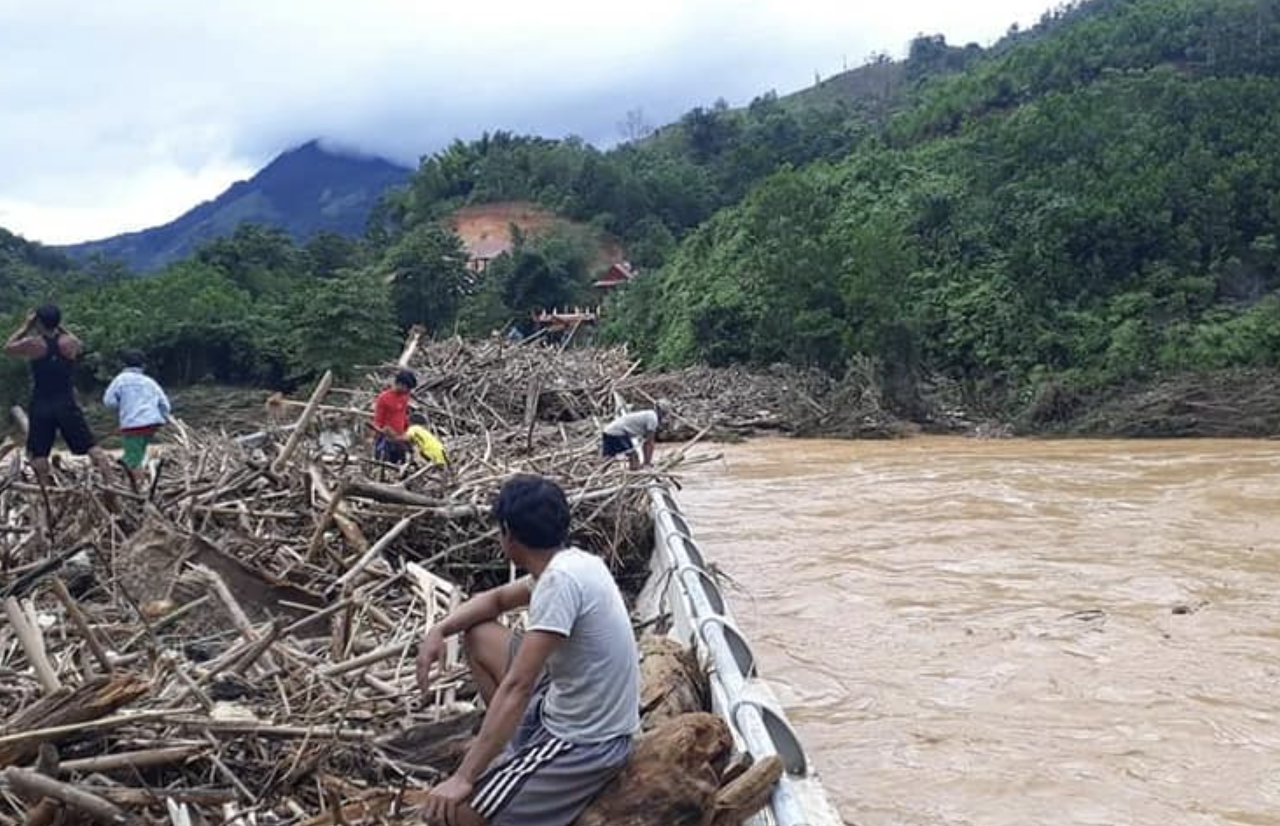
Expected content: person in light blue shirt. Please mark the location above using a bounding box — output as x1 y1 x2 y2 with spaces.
102 349 171 476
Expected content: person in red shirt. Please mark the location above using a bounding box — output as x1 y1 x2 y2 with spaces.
372 369 417 464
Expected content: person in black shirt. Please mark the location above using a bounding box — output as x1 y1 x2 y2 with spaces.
4 305 114 489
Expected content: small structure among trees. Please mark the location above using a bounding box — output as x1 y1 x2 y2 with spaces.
593 261 637 292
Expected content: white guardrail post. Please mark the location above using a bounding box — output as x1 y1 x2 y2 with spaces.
649 484 816 826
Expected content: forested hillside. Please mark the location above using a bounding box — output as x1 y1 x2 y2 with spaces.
605 0 1280 423
5 0 1279 434
0 42 931 408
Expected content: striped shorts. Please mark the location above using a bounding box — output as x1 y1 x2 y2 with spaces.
469 689 632 826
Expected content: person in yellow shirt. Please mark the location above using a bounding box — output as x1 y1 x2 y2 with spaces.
405 412 447 466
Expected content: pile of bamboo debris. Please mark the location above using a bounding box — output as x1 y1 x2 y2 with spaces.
0 336 769 826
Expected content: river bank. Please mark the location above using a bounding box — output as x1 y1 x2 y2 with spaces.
649 364 1280 441
11 350 1279 449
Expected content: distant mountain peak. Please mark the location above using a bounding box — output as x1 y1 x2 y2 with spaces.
58 139 412 272
269 138 373 165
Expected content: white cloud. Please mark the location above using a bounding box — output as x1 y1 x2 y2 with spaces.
0 0 1057 244
0 158 254 244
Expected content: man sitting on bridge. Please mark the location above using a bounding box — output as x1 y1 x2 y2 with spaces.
416 475 639 826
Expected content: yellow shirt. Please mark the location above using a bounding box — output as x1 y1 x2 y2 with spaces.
405 425 447 466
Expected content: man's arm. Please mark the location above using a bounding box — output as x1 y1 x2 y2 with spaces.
434 580 529 638
157 383 172 419
457 630 560 781
58 330 82 360
415 580 531 691
4 311 38 357
642 434 655 467
424 630 563 826
103 376 121 409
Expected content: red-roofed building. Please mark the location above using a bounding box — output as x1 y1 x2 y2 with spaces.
593 261 637 291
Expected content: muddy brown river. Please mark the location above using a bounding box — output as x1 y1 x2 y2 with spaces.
679 437 1280 826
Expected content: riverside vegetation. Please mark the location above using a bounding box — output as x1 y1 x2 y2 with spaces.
4 0 1280 436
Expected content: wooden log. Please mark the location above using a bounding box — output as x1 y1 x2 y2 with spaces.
3 767 129 825
58 746 202 776
318 640 413 678
307 480 346 560
523 379 540 451
341 481 446 508
308 466 368 554
342 481 488 518
166 718 375 742
331 513 418 591
574 712 733 826
49 578 113 675
95 787 235 806
710 755 783 826
271 370 332 475
443 588 462 708
3 597 61 694
227 618 285 675
189 565 277 672
397 325 425 368
0 675 153 768
637 635 707 729
1 542 91 600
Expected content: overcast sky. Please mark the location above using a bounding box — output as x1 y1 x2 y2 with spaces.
0 0 1058 245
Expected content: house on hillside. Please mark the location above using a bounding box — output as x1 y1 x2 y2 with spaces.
466 237 509 273
592 261 638 292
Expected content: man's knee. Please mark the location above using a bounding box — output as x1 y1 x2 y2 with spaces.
463 622 511 675
463 621 508 658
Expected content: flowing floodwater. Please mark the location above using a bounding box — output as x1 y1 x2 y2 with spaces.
678 437 1280 826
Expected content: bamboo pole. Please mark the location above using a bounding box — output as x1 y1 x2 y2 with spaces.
49 578 113 675
396 326 425 368
3 767 130 825
331 513 419 592
3 597 60 693
308 466 367 553
57 745 202 776
271 370 333 475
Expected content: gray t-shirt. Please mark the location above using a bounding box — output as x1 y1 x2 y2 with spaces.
603 410 658 441
526 548 640 743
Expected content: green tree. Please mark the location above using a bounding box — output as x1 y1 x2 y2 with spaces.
280 272 398 379
306 231 365 278
380 223 471 333
501 231 592 317
196 224 306 296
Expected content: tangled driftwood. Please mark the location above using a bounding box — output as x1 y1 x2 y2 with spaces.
0 336 776 826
